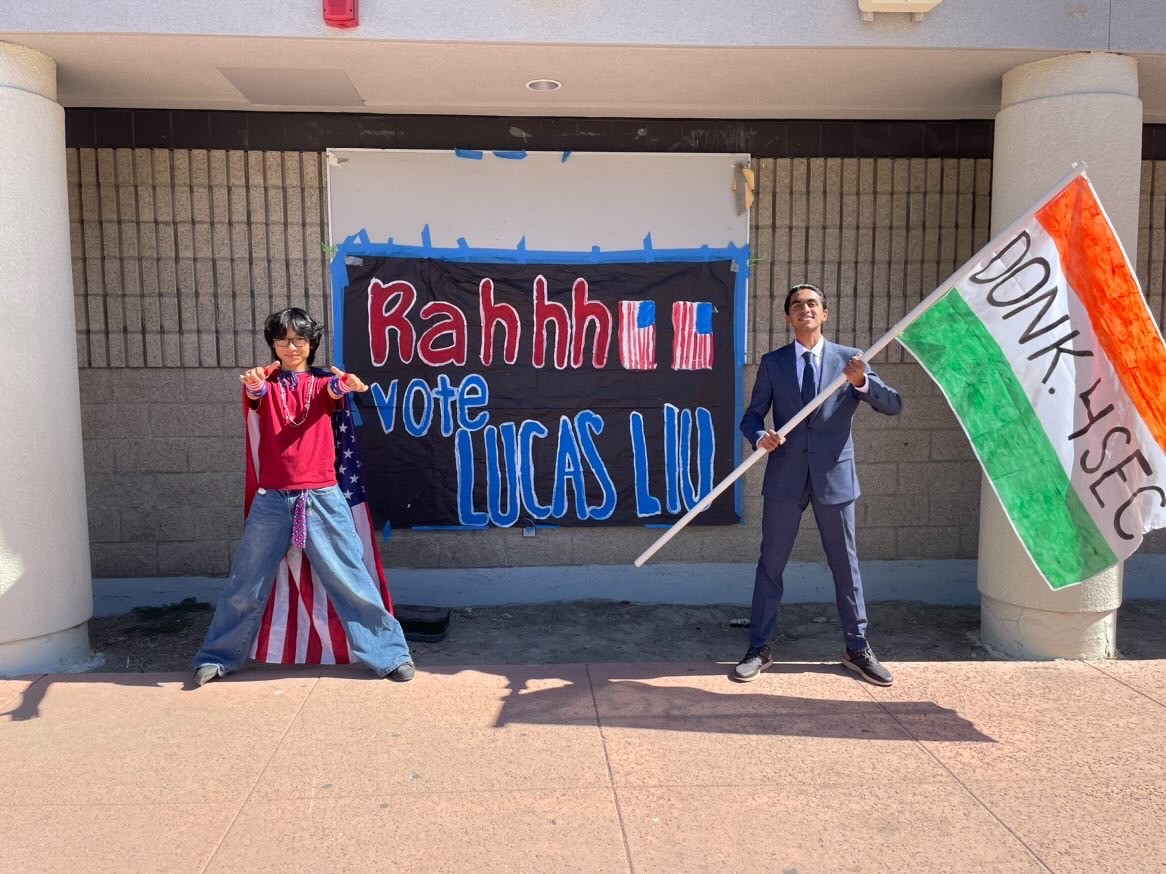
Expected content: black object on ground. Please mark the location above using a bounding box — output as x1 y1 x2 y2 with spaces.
395 604 451 642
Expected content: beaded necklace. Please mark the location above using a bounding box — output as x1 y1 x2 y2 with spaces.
276 371 316 427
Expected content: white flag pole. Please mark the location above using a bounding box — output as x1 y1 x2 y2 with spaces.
633 161 1088 569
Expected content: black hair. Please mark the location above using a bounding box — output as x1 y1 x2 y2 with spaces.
263 308 323 365
783 283 828 314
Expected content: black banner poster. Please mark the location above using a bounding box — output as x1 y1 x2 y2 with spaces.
340 255 741 529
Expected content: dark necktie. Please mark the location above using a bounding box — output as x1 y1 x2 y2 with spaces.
801 350 816 406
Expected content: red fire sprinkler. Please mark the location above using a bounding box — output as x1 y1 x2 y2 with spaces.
323 0 358 28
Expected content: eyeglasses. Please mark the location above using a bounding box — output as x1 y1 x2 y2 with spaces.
274 338 311 349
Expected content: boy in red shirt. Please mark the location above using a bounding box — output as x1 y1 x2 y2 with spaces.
193 308 414 685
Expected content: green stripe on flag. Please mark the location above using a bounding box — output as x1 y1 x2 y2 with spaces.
900 290 1116 587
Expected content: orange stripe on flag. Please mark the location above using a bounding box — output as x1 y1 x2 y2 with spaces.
1036 176 1166 454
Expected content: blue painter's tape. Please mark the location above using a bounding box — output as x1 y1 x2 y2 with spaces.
732 245 750 522
333 234 750 270
454 148 484 160
492 150 527 160
644 523 673 528
348 395 363 427
561 151 572 163
457 237 469 248
329 248 351 370
382 519 392 540
421 224 432 250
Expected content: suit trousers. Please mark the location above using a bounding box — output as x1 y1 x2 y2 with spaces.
749 477 869 652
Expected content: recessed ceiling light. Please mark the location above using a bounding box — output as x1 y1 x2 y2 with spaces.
525 78 562 92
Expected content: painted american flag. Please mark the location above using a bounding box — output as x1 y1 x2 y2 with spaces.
671 300 714 370
245 391 393 665
618 300 657 370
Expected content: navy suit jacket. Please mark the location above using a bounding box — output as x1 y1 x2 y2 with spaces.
740 340 902 504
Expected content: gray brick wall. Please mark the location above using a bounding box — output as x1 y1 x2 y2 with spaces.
1137 160 1166 557
69 148 331 370
1138 160 1166 330
747 158 991 365
71 150 1166 576
80 367 243 576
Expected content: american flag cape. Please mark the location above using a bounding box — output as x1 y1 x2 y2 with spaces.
242 384 394 664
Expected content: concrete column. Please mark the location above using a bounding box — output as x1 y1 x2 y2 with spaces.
981 52 1142 659
0 43 93 674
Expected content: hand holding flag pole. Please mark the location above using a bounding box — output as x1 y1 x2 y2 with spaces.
634 161 1090 569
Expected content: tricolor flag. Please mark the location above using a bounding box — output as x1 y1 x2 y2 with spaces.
898 172 1166 589
619 299 657 370
672 300 714 370
244 394 394 664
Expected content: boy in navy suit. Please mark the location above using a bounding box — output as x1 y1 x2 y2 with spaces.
736 284 903 685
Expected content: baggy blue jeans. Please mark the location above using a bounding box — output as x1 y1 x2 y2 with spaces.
193 485 412 676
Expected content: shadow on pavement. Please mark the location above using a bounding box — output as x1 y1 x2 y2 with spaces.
3 661 995 744
420 661 997 743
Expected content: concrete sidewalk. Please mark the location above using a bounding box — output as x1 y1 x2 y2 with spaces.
2 659 1164 873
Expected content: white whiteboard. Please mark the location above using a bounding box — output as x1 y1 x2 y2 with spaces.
326 149 750 251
